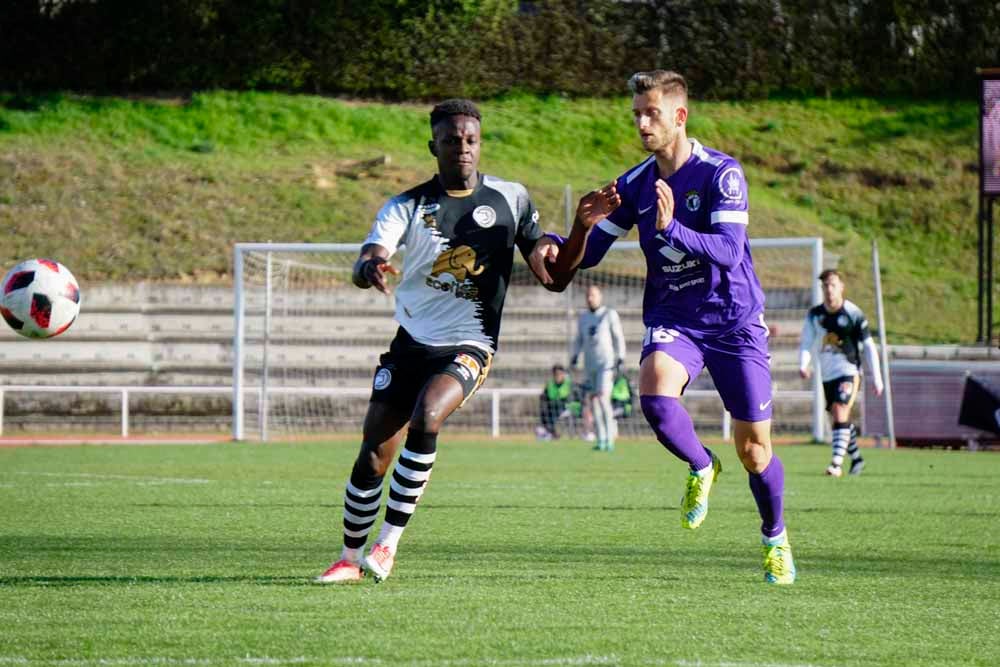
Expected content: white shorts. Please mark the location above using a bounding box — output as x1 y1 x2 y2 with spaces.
584 367 614 398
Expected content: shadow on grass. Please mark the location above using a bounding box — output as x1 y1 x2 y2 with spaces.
428 502 1000 519
126 500 1000 519
5 534 997 585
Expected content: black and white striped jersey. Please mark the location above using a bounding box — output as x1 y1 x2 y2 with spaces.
364 173 542 354
799 299 874 381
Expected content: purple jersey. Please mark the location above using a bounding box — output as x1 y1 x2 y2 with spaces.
581 139 765 338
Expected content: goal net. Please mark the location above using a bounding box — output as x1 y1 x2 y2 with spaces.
233 239 824 441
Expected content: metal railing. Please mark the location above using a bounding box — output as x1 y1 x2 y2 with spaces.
0 385 812 440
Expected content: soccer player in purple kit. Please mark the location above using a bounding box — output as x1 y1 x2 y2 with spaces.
545 70 795 584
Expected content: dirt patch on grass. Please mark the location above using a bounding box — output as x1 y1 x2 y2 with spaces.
746 156 939 190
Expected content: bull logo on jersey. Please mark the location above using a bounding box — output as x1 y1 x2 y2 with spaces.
821 332 842 351
431 245 485 281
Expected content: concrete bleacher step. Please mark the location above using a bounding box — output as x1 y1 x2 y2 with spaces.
0 340 155 364
1 281 817 392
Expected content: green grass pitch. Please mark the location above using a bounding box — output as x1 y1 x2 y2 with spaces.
1 438 997 666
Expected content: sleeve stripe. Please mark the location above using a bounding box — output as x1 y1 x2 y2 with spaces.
711 210 748 225
597 218 630 237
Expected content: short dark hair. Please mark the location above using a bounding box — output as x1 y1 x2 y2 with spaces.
552 364 566 373
819 269 843 282
628 70 688 100
430 99 481 129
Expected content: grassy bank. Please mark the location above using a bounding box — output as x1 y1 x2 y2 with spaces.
0 91 988 343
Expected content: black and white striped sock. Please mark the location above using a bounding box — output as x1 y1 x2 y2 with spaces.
831 422 850 468
341 457 384 562
378 430 438 551
847 423 862 462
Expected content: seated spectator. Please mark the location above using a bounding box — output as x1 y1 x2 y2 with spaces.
537 364 578 440
611 372 635 419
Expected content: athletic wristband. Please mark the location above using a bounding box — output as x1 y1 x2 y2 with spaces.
354 257 386 288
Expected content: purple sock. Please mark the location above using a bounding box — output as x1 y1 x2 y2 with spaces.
640 395 712 470
748 455 786 538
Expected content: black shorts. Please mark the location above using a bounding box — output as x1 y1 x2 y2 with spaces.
370 327 492 413
823 375 859 411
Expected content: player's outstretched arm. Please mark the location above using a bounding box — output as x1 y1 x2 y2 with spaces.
545 181 621 292
526 237 558 287
352 243 399 294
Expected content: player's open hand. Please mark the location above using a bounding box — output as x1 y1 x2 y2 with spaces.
575 180 620 229
799 367 811 380
655 179 674 231
529 237 560 285
365 258 400 295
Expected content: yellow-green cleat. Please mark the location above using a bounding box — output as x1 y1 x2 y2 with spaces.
762 531 796 584
680 450 721 529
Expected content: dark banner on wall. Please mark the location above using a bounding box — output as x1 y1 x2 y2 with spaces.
983 75 1000 195
959 374 1000 435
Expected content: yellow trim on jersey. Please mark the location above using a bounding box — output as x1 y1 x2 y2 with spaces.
445 188 474 197
845 375 861 410
459 352 493 408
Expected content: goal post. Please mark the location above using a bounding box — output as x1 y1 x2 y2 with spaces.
232 242 362 441
232 238 825 442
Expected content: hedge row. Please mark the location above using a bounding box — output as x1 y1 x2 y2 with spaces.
2 0 997 99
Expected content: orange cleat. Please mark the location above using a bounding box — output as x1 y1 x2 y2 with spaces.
315 559 363 584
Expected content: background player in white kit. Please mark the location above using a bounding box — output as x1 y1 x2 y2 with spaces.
570 285 626 452
799 269 884 477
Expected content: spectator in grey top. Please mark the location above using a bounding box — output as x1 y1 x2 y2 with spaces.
571 285 626 451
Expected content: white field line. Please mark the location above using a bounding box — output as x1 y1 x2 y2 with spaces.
0 657 824 667
12 472 212 485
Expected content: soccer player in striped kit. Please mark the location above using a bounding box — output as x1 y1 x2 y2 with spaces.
317 99 558 583
799 269 884 477
546 70 796 584
570 285 626 452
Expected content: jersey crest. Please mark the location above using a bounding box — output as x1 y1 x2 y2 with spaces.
685 190 701 211
472 205 497 228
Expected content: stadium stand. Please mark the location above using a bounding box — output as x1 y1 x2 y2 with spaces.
8 280 993 440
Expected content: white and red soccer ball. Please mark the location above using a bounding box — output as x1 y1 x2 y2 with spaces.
0 259 81 338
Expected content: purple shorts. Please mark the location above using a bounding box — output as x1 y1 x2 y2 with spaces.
640 314 773 422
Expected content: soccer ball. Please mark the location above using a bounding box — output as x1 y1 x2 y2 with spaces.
0 259 81 338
